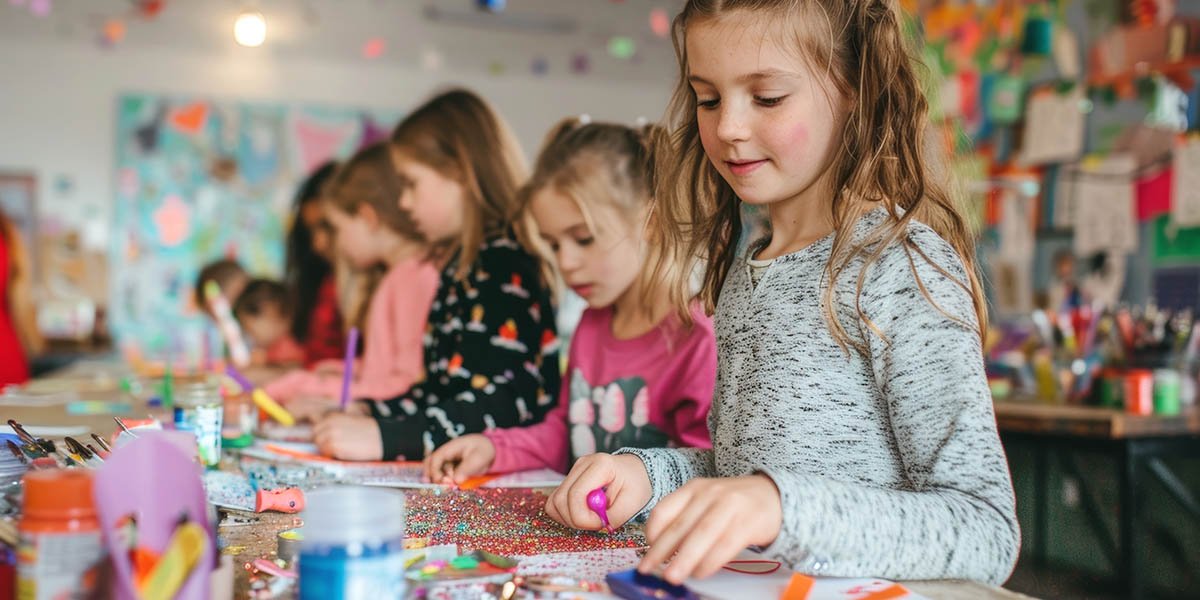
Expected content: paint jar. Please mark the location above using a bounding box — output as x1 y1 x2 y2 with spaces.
1153 369 1182 416
277 529 303 567
174 377 224 468
1124 370 1154 416
17 469 105 600
298 487 406 600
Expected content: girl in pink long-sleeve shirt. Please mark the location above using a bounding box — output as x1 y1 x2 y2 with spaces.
424 119 716 482
265 143 438 412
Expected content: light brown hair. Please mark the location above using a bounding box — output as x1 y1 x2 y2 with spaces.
326 142 422 242
520 118 677 317
390 88 543 280
651 0 987 352
325 143 424 333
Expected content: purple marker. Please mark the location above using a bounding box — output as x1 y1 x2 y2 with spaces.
340 327 360 412
225 364 254 394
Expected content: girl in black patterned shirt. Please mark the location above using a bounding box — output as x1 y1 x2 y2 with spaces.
314 89 560 461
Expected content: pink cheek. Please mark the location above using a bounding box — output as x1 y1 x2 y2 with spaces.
785 124 808 153
791 124 809 145
767 124 809 164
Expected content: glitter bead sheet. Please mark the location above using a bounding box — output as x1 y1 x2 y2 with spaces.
405 488 646 556
516 548 643 583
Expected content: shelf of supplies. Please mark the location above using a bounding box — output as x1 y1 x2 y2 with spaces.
1087 57 1200 89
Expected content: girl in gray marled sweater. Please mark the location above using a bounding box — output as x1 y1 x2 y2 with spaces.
545 0 1020 587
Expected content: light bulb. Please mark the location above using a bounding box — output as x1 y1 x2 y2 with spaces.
234 11 266 47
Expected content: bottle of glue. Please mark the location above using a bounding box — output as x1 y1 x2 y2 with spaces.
17 469 106 600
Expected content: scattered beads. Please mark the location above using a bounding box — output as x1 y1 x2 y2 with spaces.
405 488 644 556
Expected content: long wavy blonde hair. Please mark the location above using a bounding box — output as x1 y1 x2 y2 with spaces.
650 0 986 353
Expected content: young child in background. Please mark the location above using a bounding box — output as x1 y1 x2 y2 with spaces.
313 89 560 462
233 279 305 367
194 258 248 319
547 0 1019 586
424 119 716 484
265 143 439 410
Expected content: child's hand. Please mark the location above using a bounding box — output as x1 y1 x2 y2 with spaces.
545 453 652 531
638 475 783 584
263 371 312 403
313 413 383 461
423 434 496 484
287 395 338 423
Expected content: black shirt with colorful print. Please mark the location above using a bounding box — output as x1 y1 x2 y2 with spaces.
366 235 560 460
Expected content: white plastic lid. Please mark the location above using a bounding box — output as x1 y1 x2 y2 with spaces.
301 486 405 547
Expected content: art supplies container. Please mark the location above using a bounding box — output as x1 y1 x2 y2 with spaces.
1124 370 1154 416
298 487 406 600
17 469 105 600
1153 369 1182 416
1095 369 1124 408
174 377 224 468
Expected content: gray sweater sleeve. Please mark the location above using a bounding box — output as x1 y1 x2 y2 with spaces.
613 447 716 520
759 229 1019 584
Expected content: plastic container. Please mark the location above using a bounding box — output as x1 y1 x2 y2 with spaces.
173 377 224 468
1153 369 1182 416
1124 370 1155 416
298 487 406 600
1095 369 1124 408
17 469 106 600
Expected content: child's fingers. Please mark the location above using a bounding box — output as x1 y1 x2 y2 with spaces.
691 530 745 580
422 452 439 482
639 494 710 576
660 506 735 584
451 449 491 484
424 444 454 482
642 485 693 542
547 463 597 529
546 462 587 526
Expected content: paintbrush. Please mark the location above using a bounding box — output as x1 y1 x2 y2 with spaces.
64 437 103 467
114 417 139 438
6 420 55 455
5 440 28 466
91 433 112 453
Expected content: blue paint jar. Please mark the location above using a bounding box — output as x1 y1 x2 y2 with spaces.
298 487 406 600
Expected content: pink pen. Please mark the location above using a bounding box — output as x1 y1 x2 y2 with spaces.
586 487 615 534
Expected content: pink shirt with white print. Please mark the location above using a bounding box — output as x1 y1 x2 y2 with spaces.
485 302 716 474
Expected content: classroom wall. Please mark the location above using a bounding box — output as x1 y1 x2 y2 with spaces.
0 36 673 252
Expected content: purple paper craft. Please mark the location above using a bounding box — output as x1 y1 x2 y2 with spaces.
94 431 214 600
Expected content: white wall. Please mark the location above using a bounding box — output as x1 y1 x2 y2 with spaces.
0 37 674 250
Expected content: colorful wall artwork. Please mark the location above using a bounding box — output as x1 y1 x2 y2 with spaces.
111 93 399 361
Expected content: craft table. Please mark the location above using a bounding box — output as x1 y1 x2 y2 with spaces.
4 364 1033 599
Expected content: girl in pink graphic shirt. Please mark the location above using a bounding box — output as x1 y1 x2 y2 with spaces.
424 118 717 483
